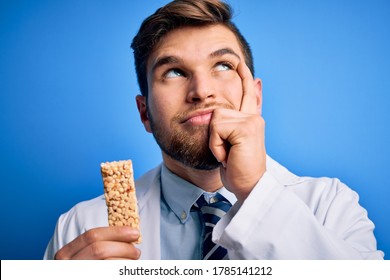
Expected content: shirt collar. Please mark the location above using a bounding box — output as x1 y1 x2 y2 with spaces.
160 164 237 224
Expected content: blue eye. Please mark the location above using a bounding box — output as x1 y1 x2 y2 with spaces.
165 69 184 78
215 62 233 72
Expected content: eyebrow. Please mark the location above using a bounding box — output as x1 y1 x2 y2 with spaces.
151 56 182 73
151 47 241 73
209 48 241 60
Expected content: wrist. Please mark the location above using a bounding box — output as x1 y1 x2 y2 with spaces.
234 172 265 203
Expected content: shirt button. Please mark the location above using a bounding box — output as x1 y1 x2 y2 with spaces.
181 211 187 220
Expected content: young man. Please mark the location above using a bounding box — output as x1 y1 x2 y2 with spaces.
45 0 383 259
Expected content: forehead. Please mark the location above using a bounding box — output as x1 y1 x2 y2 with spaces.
147 24 244 69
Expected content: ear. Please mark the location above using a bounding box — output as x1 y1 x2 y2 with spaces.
253 78 263 114
136 95 152 133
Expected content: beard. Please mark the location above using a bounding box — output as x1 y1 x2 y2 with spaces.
148 103 232 170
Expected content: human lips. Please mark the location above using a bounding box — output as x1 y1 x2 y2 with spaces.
181 108 214 126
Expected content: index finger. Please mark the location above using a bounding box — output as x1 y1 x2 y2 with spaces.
237 62 258 114
55 226 139 259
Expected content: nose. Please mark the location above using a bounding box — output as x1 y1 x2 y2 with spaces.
186 72 216 103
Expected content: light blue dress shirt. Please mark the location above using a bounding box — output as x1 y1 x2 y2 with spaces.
160 164 237 259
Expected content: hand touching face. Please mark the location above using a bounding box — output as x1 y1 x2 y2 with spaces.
137 24 265 199
209 61 266 202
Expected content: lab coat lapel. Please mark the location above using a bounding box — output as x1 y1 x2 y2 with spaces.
134 165 162 260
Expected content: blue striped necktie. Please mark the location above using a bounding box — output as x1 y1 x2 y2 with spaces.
194 193 232 260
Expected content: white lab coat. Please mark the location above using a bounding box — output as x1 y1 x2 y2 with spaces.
44 157 383 259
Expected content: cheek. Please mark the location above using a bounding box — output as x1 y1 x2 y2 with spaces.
149 80 188 115
219 73 243 109
147 94 177 126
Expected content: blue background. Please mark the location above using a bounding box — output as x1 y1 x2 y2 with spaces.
0 0 389 259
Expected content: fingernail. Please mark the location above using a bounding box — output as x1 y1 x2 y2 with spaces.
221 161 227 168
130 229 140 238
123 227 139 237
136 248 141 258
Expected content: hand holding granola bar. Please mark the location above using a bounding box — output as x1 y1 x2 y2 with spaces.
53 160 142 260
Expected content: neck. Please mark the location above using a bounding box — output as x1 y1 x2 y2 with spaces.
162 153 223 192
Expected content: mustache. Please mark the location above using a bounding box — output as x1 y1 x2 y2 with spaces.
172 102 235 123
